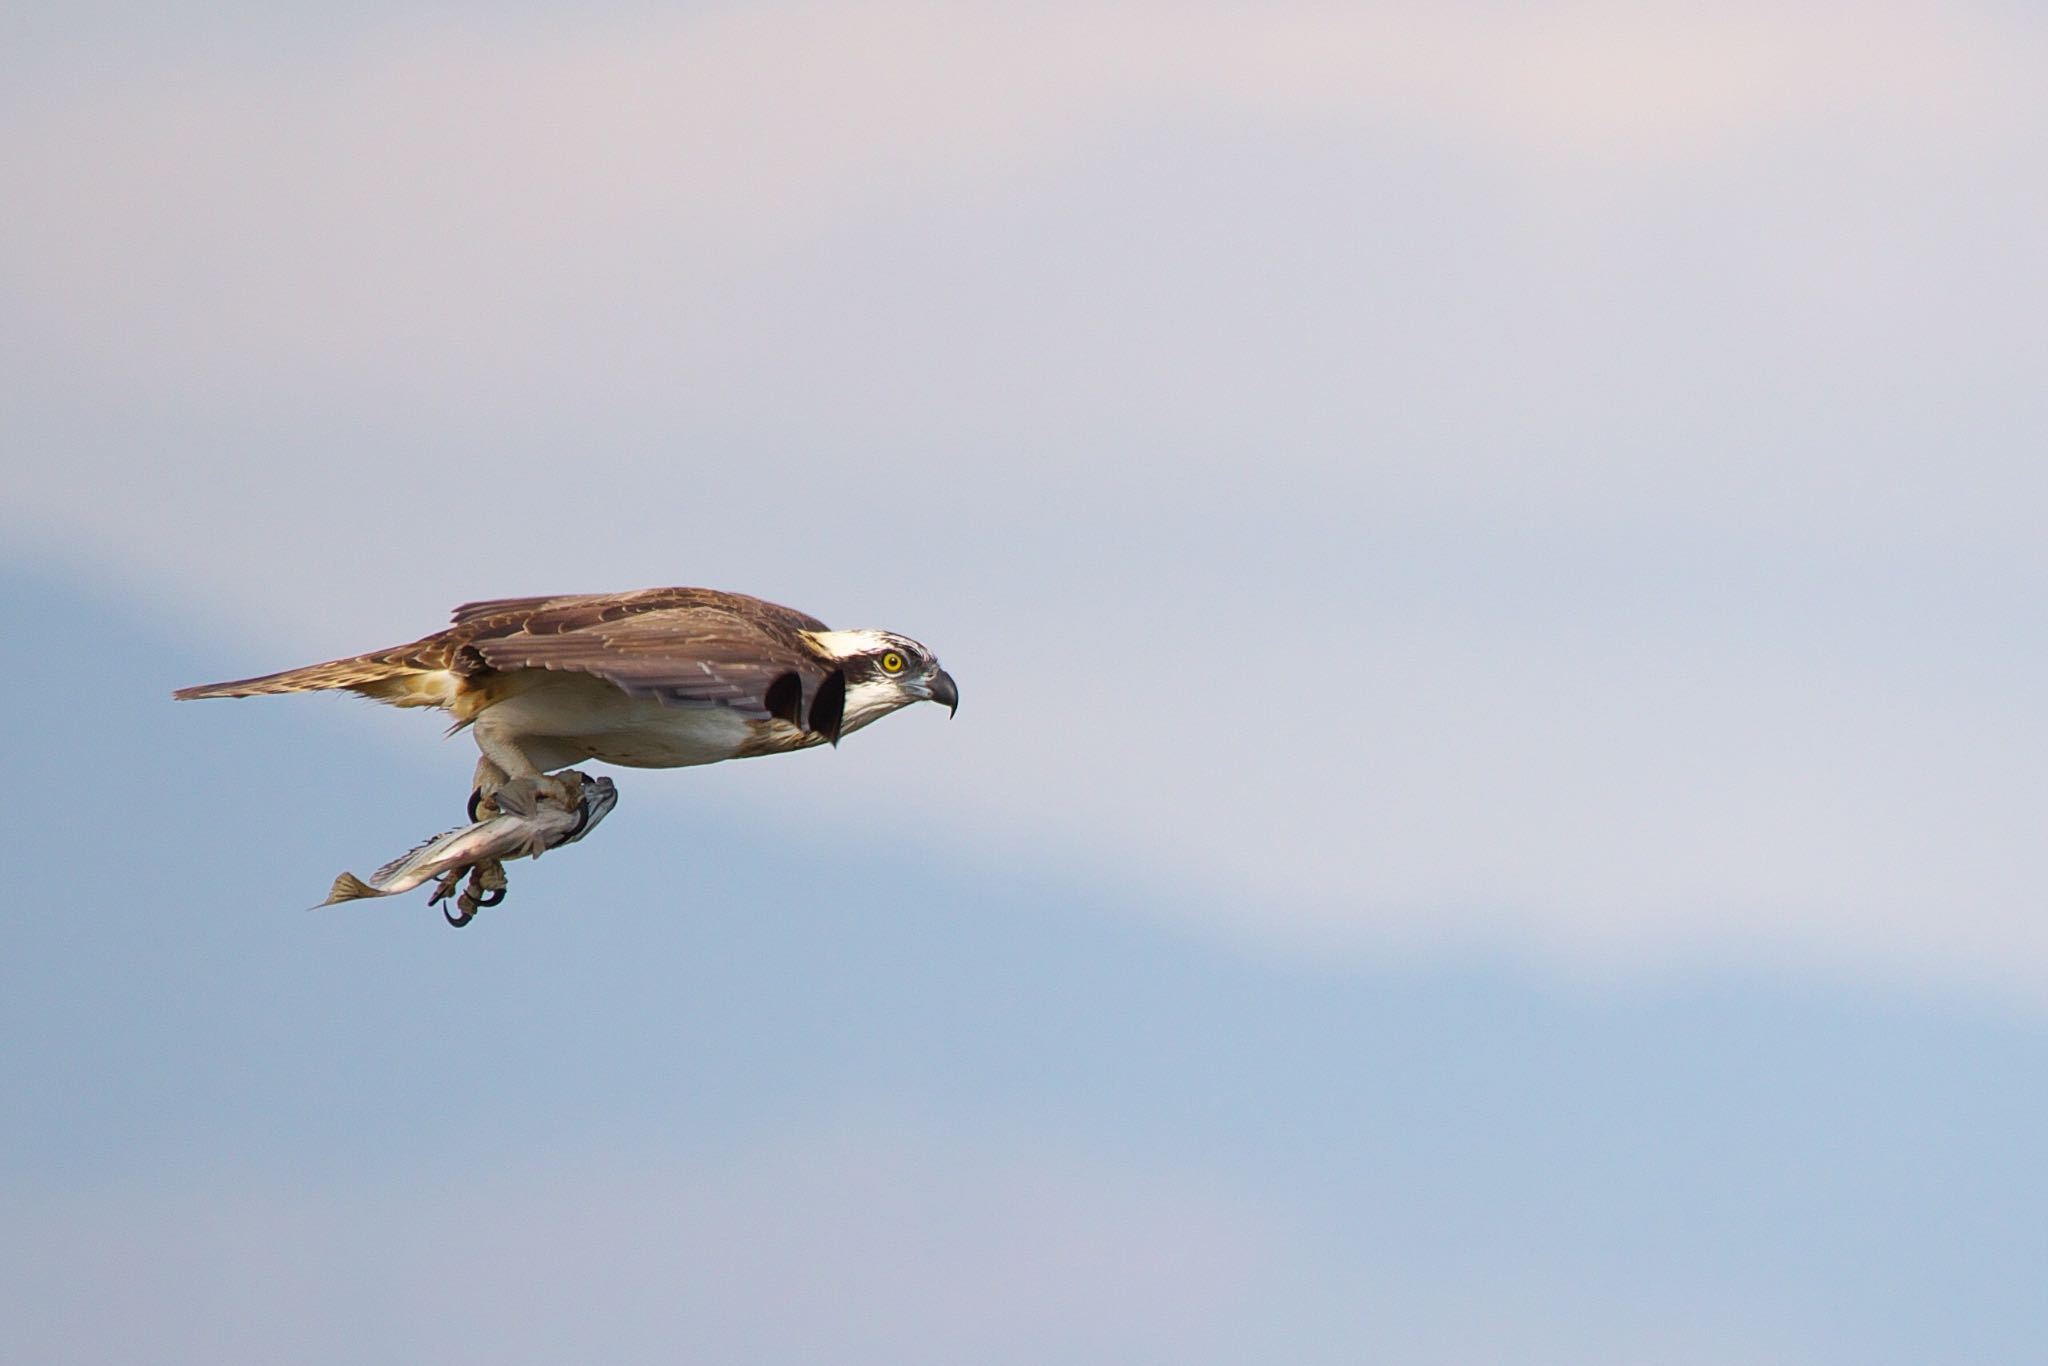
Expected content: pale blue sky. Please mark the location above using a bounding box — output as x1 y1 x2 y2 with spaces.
4 2 2047 1360
5 562 2046 1362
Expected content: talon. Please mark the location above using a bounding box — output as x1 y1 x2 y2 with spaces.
443 900 476 927
463 861 508 910
561 796 591 841
467 787 485 822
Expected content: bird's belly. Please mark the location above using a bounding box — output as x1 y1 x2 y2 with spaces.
482 675 811 769
578 710 762 767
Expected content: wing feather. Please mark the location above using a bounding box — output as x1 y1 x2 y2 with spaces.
453 589 837 718
450 587 828 635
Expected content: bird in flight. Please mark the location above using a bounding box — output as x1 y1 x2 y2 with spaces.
175 586 958 919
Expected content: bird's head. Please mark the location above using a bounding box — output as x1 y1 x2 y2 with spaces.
808 628 959 736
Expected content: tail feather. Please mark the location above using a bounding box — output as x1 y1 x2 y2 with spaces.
171 655 436 704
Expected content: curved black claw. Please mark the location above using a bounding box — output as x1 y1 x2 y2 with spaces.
467 786 485 823
473 885 507 908
443 900 477 928
561 795 592 842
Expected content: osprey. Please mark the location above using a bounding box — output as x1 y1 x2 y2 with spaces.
175 586 959 813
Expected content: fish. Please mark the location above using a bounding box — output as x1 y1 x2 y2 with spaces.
320 772 617 917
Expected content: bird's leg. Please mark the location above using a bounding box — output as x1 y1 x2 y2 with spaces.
469 754 510 821
470 722 579 815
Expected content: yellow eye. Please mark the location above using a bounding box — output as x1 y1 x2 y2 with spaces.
881 651 906 674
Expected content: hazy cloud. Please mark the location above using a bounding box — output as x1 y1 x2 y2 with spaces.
5 0 2045 996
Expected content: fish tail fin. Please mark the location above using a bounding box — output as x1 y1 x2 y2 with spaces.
321 871 385 905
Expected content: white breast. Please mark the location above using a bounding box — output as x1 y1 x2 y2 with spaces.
479 672 808 769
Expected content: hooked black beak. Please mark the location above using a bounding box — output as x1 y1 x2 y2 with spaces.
928 668 959 717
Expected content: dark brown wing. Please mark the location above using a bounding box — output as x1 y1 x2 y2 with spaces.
452 588 839 724
449 587 828 636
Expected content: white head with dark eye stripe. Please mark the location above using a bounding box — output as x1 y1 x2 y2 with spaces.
808 628 959 736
